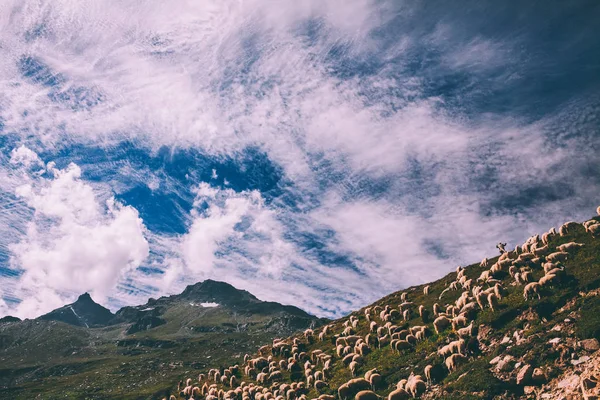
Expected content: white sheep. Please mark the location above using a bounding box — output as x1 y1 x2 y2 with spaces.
423 285 430 296
445 353 467 373
433 315 451 334
557 242 584 252
547 251 569 262
487 293 498 312
523 282 541 300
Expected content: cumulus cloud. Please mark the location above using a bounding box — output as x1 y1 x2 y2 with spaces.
8 158 149 318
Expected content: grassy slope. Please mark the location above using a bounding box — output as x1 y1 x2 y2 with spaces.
158 216 600 400
0 301 320 399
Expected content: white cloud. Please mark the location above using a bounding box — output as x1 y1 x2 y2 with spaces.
8 160 149 319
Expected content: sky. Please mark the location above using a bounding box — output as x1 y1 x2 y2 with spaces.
0 0 599 319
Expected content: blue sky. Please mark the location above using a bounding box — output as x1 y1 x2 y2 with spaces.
0 0 599 319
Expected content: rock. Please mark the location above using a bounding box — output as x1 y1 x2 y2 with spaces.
549 337 562 345
580 339 600 352
489 355 502 365
572 356 591 366
497 355 515 372
557 375 580 391
532 367 546 383
524 386 536 395
517 364 533 385
501 336 512 344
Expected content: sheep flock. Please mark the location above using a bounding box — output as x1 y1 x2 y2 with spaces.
161 208 600 400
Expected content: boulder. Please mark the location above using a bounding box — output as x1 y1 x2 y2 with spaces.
517 364 533 385
580 339 600 352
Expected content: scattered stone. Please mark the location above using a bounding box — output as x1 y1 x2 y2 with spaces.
532 367 546 383
572 356 591 366
517 364 533 385
489 356 502 365
497 355 515 372
581 339 600 352
549 337 562 345
557 375 580 391
501 336 512 344
524 386 536 395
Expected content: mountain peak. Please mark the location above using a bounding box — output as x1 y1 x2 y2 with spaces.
179 279 260 305
38 293 115 328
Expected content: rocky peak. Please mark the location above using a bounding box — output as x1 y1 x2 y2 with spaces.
37 293 115 328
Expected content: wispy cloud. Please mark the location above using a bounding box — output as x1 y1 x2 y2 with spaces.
0 0 599 319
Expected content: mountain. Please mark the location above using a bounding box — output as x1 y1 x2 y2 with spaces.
0 280 325 400
37 293 115 328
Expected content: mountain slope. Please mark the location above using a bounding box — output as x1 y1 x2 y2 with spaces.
0 280 325 400
155 214 600 400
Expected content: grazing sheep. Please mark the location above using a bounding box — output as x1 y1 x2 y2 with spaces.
539 273 558 287
433 303 441 315
402 309 411 321
523 282 541 300
558 242 584 252
480 258 488 268
547 251 569 262
423 285 430 295
452 315 468 331
369 373 382 390
590 224 600 236
405 375 426 398
355 390 379 400
314 380 328 392
387 388 410 400
445 353 467 373
433 315 451 334
424 365 433 384
457 322 476 338
533 245 550 257
400 292 408 301
559 221 579 236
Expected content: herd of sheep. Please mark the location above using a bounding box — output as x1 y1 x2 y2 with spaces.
162 207 600 400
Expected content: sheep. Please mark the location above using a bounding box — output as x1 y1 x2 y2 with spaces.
539 273 558 287
424 365 433 385
402 309 411 321
355 390 379 400
559 221 579 236
445 353 467 373
523 282 541 300
405 374 426 398
590 224 600 237
369 373 382 390
433 303 441 315
423 285 430 295
314 380 328 392
439 287 451 299
387 388 410 400
480 257 489 268
433 315 451 334
370 321 378 333
400 292 408 301
543 262 561 274
547 251 569 262
452 315 468 331
487 293 498 312
457 322 476 338
532 245 550 257
558 242 584 252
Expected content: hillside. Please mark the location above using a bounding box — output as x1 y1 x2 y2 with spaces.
0 281 325 399
156 212 600 400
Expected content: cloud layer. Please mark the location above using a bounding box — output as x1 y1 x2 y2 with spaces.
0 0 599 318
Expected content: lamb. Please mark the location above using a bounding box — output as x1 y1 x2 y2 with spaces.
523 282 541 300
433 315 451 334
445 353 467 373
557 242 584 252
